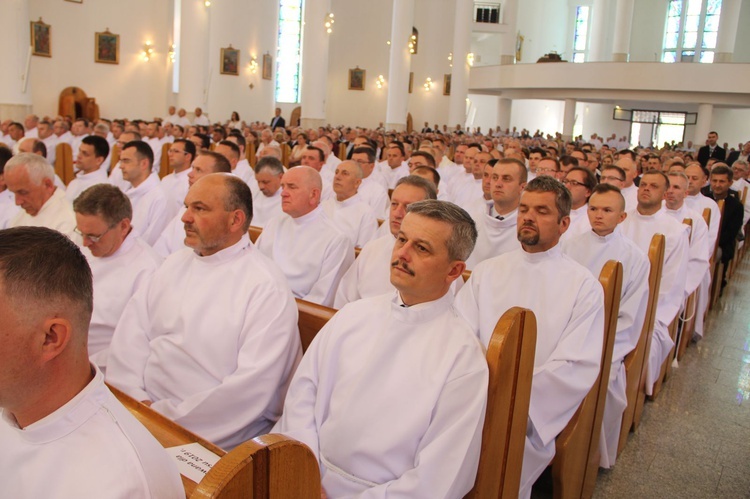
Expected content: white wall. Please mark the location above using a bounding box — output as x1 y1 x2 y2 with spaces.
630 0 668 62
515 0 569 63
28 0 171 119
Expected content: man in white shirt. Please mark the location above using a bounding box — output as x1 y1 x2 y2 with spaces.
334 175 437 308
455 176 605 499
620 170 689 394
300 145 334 201
0 147 21 228
5 153 78 242
379 141 410 189
252 156 284 227
464 158 525 270
144 122 165 170
322 160 378 248
161 138 195 210
23 114 39 138
351 146 389 214
163 105 178 124
276 200 488 498
119 141 175 245
562 184 650 469
257 166 354 307
73 184 161 370
255 129 280 160
70 118 90 160
5 122 24 151
616 156 639 211
560 166 596 241
37 120 58 165
66 135 110 202
192 107 210 127
53 119 74 146
0 226 183 498
107 174 301 450
226 133 255 187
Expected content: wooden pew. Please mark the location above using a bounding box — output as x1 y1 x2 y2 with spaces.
281 143 291 168
550 261 623 499
160 143 172 179
111 144 121 169
54 142 75 185
109 385 320 498
247 143 257 168
295 298 336 353
465 307 537 499
727 186 747 279
248 225 262 244
618 234 665 455
338 142 347 160
709 199 725 311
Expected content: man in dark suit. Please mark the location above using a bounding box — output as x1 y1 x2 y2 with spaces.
726 141 750 166
697 131 726 167
270 108 285 130
701 164 743 288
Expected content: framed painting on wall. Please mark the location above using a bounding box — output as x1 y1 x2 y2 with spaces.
443 74 451 96
408 72 414 94
95 30 119 64
262 54 273 80
30 19 51 57
220 46 239 75
348 67 365 91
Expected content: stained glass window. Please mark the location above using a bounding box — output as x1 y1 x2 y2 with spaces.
662 0 722 63
572 6 590 63
276 0 303 103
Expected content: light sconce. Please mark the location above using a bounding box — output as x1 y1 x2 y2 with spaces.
409 34 417 54
448 52 453 67
467 52 475 66
249 56 258 74
325 13 335 34
168 44 175 63
423 77 432 91
142 42 154 62
386 40 391 45
204 0 211 6
376 75 385 89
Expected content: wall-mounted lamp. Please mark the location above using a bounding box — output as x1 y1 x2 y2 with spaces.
168 44 175 63
448 52 453 67
249 56 258 74
386 40 391 45
423 77 432 91
467 52 475 66
409 34 417 54
204 0 211 6
376 75 385 89
142 42 154 62
325 13 335 34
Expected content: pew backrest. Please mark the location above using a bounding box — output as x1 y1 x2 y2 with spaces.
295 298 337 353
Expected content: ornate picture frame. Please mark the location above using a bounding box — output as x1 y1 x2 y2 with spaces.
443 74 452 96
95 29 119 64
220 46 240 75
349 67 365 91
262 54 273 80
30 19 51 57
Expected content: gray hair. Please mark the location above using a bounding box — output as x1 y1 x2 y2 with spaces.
395 175 438 200
339 160 363 179
406 200 478 261
524 175 572 221
5 153 54 185
255 156 284 175
667 171 689 184
94 122 110 134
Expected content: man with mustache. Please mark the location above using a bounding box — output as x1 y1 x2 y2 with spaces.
107 174 301 450
276 200 488 498
456 175 605 499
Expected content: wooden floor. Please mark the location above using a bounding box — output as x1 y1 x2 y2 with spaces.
592 257 750 498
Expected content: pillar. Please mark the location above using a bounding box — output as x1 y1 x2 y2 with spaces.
177 0 210 113
715 0 742 63
300 0 331 129
611 0 635 62
693 103 714 146
497 97 512 132
385 0 415 131
588 0 608 62
448 0 473 130
562 99 576 142
500 0 519 65
1 0 32 120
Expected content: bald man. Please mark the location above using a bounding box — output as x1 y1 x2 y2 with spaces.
321 160 378 248
256 166 354 307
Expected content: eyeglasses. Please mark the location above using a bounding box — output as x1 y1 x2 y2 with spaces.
74 223 117 243
600 175 625 182
562 179 586 188
536 167 558 174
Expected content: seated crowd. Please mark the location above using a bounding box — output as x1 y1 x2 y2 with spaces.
0 110 747 498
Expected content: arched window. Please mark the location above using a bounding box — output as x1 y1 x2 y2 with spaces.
276 0 303 103
662 0 722 63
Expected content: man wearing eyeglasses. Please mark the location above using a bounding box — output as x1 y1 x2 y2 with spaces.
73 184 161 370
560 167 596 241
161 139 195 210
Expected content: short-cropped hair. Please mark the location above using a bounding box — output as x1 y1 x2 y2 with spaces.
497 158 528 183
591 183 625 210
0 226 93 333
524 175 572 221
411 151 436 168
710 164 733 181
221 175 254 230
82 135 110 159
73 184 133 225
395 175 438 200
566 166 597 191
406 200 478 261
412 166 440 187
601 164 627 181
352 147 375 163
123 140 154 167
642 168 670 186
255 156 284 175
198 150 232 173
218 140 240 160
5 153 54 185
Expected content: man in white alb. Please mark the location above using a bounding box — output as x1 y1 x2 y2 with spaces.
73 184 162 370
616 155 639 211
0 147 21 228
160 138 195 210
300 145 334 201
561 184 649 468
379 141 410 189
107 174 301 449
252 156 284 227
334 175 437 308
455 176 605 499
192 107 210 127
464 158 524 270
257 166 353 307
620 170 689 395
0 226 183 498
321 160 378 248
350 146 389 215
119 140 176 245
560 166 596 241
275 200 488 498
65 135 110 202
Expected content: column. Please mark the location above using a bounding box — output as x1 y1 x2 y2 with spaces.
177 0 209 113
588 0 609 62
500 0 519 65
385 0 415 131
715 0 742 63
693 103 713 146
562 99 576 142
611 0 635 62
497 97 512 132
448 0 473 130
0 0 32 120
300 0 331 129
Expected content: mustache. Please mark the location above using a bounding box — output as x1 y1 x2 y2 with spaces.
391 260 415 276
520 221 537 230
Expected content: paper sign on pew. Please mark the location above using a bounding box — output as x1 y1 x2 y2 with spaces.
166 442 221 483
